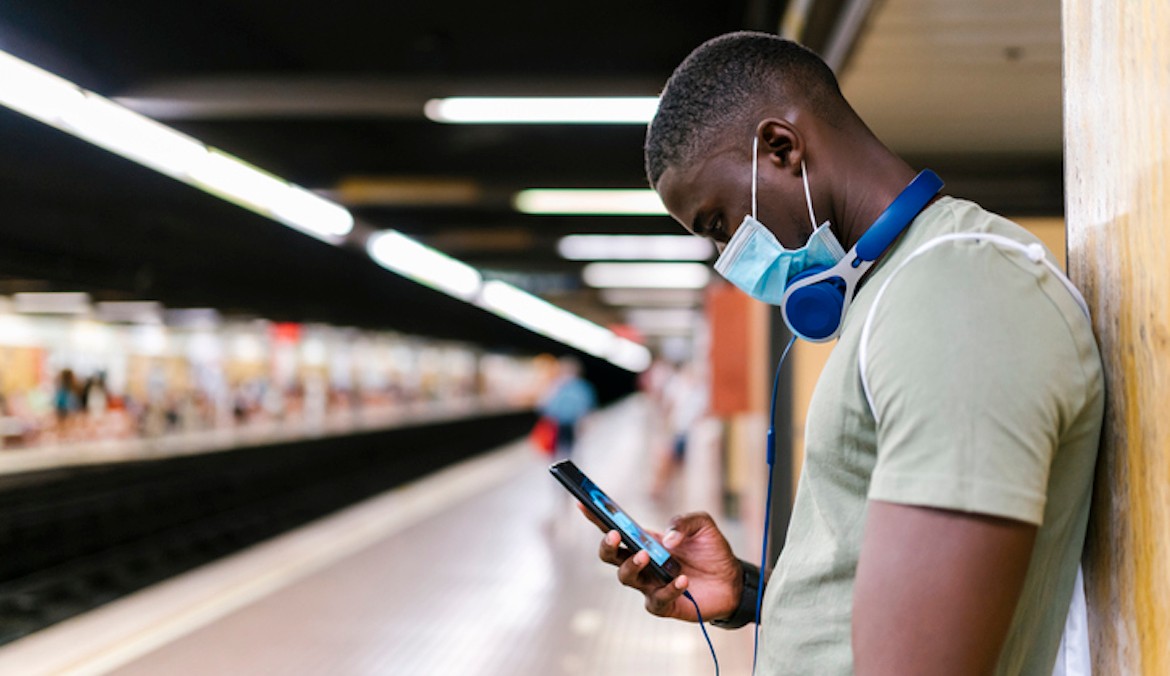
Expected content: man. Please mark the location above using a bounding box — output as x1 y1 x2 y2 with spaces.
539 356 597 458
582 32 1103 675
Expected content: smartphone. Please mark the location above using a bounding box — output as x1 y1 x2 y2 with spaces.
549 459 681 582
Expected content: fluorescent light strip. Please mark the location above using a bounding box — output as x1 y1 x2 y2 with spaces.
607 339 653 372
479 280 613 356
625 308 701 336
367 231 483 302
514 189 668 215
424 97 659 124
96 301 164 324
368 233 651 370
599 288 705 307
13 292 91 315
478 280 652 370
558 235 714 261
0 50 353 242
626 308 700 328
582 262 711 289
0 50 651 370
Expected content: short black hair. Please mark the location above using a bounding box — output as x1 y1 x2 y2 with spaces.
645 32 845 187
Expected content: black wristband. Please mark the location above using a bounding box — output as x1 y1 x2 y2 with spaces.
711 559 763 629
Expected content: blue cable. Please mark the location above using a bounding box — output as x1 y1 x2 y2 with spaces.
683 590 719 676
686 334 795 676
753 335 797 675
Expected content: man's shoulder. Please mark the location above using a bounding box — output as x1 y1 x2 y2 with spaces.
880 196 1064 294
863 196 1098 397
911 196 1042 247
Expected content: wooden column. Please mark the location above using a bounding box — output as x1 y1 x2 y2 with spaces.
1063 1 1170 673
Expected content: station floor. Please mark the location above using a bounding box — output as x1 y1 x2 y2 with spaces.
0 396 756 675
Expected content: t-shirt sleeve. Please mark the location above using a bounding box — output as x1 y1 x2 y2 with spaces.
860 238 1087 525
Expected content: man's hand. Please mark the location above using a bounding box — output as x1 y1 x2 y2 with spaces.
581 505 742 623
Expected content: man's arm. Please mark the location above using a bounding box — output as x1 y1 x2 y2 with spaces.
853 500 1037 676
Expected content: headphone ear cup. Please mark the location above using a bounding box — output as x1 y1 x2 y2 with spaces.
783 269 847 341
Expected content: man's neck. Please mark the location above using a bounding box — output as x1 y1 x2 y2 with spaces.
826 144 919 251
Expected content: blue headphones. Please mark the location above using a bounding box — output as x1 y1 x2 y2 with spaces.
780 170 944 342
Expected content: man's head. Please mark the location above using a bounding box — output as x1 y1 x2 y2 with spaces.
646 32 845 188
646 32 863 250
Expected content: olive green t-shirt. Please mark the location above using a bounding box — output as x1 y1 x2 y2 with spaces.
759 197 1104 675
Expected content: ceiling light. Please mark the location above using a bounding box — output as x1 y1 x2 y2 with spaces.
0 50 85 122
424 97 658 124
599 288 705 307
13 292 91 315
514 189 667 215
66 91 208 179
625 308 701 335
558 235 713 261
476 280 653 372
188 151 353 241
0 50 353 243
582 263 711 289
164 308 222 329
96 301 163 324
189 149 291 212
367 230 483 302
607 339 653 372
478 281 614 357
0 50 651 370
269 185 354 239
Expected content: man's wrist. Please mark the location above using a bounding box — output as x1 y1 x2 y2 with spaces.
711 559 763 629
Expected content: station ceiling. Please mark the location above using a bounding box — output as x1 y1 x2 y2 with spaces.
0 0 1063 354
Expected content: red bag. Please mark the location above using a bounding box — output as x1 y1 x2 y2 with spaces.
529 417 558 456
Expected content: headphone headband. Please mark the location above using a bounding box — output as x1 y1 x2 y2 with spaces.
855 170 944 263
780 169 944 342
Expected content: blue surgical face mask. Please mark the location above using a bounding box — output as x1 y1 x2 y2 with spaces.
713 137 845 305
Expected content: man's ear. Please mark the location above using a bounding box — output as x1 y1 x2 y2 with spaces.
756 119 804 175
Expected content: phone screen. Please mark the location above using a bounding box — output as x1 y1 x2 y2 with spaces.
580 475 673 567
549 460 678 580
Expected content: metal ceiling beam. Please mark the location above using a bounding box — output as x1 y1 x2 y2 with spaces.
114 76 666 120
781 0 876 74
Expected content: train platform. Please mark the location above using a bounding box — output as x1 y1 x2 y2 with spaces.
0 396 755 675
0 398 527 479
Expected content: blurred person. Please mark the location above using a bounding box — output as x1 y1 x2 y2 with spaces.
650 360 708 502
52 368 80 436
81 371 109 418
538 356 597 459
637 356 675 409
579 32 1103 675
53 368 78 419
78 371 110 439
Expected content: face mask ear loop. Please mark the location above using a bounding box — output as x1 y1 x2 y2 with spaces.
751 136 759 220
801 160 817 229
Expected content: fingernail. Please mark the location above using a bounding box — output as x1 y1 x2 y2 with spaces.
675 576 687 590
635 551 649 566
607 531 620 545
663 530 682 548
